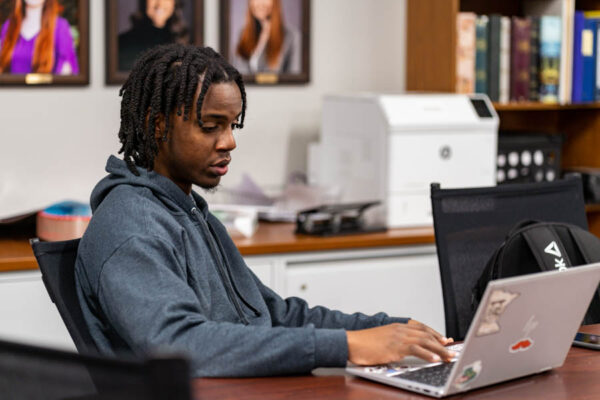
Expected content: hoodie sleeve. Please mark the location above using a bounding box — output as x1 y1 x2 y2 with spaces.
96 235 347 377
250 271 410 330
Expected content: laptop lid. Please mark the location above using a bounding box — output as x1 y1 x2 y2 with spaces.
346 263 600 397
444 262 600 396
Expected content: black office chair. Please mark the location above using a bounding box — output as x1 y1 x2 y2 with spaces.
0 337 191 400
431 176 588 341
30 238 98 355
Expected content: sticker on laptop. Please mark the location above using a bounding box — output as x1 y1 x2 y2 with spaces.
363 365 398 375
454 360 482 390
476 289 520 336
362 365 413 376
509 315 539 353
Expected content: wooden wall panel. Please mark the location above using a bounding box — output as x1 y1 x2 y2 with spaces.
406 0 458 92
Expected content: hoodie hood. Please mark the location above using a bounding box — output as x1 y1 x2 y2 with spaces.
91 155 209 217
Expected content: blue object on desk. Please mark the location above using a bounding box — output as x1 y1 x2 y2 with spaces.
43 201 91 217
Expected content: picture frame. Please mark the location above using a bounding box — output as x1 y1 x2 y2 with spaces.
220 0 310 85
105 0 204 85
0 0 89 86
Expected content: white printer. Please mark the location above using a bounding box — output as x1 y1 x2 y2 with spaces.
315 93 499 227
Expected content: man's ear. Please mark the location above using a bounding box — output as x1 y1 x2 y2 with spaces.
147 112 166 141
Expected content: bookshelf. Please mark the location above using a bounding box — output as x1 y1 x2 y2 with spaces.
406 0 600 237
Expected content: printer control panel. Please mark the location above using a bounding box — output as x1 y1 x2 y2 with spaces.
470 98 493 118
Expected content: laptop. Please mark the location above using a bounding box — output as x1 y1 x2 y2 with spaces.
346 263 600 397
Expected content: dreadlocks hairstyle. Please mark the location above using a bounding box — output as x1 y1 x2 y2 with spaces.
118 44 247 175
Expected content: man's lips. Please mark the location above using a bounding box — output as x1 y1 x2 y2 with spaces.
209 159 230 176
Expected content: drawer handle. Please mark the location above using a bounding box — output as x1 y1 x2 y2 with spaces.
300 284 308 291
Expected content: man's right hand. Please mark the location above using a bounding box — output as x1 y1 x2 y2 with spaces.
346 320 456 365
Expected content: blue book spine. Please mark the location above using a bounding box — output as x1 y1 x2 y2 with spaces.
539 16 562 104
595 24 600 100
582 18 597 102
572 12 584 103
475 15 489 94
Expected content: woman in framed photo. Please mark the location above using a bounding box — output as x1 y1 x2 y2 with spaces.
118 0 189 71
0 0 79 75
233 0 300 75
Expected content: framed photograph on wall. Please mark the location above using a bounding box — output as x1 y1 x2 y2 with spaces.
0 0 89 86
106 0 204 85
220 0 310 85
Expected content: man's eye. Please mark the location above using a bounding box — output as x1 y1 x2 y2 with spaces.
202 125 217 132
231 122 242 130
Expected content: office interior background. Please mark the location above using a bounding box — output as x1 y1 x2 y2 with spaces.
1 0 599 365
0 0 407 205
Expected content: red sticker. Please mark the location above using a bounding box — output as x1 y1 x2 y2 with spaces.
510 338 534 353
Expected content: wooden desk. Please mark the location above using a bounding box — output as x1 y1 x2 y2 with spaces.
192 325 600 400
0 222 434 272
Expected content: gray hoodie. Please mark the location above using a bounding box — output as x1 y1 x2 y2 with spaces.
75 156 408 377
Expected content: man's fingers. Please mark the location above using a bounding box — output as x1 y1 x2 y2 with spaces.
418 338 456 362
407 320 450 345
405 343 443 363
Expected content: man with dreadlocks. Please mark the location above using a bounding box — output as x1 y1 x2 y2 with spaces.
75 44 454 377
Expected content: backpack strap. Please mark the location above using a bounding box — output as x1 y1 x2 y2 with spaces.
568 227 600 264
521 224 572 271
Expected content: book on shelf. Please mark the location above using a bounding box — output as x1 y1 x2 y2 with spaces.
581 17 597 102
584 11 600 101
487 14 502 102
511 17 532 101
456 12 476 94
561 0 575 104
499 17 512 103
572 11 585 103
539 15 562 103
530 16 541 101
475 15 489 94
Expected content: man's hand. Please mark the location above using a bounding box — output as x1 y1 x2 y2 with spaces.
346 320 456 365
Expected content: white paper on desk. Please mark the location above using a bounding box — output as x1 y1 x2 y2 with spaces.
225 174 274 206
214 173 341 222
209 204 261 238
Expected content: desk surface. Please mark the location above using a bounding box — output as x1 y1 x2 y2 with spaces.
192 324 600 400
0 222 435 272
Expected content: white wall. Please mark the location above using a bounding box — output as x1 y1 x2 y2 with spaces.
0 0 405 216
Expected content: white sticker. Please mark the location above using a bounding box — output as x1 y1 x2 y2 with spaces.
476 289 519 336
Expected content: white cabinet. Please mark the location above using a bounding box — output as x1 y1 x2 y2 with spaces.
244 244 446 335
0 271 75 350
245 257 279 289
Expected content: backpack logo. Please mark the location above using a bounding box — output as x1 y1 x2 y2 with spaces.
544 241 567 270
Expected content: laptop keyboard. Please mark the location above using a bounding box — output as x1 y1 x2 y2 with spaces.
393 362 455 387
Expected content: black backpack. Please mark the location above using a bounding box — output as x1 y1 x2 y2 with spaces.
472 220 600 325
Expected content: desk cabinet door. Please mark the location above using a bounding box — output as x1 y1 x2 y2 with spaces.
0 271 75 350
285 253 445 334
244 257 275 290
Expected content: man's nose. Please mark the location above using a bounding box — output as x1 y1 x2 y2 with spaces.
216 127 236 151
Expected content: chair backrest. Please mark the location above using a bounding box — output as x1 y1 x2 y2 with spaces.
431 176 588 340
30 238 97 355
0 337 191 400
